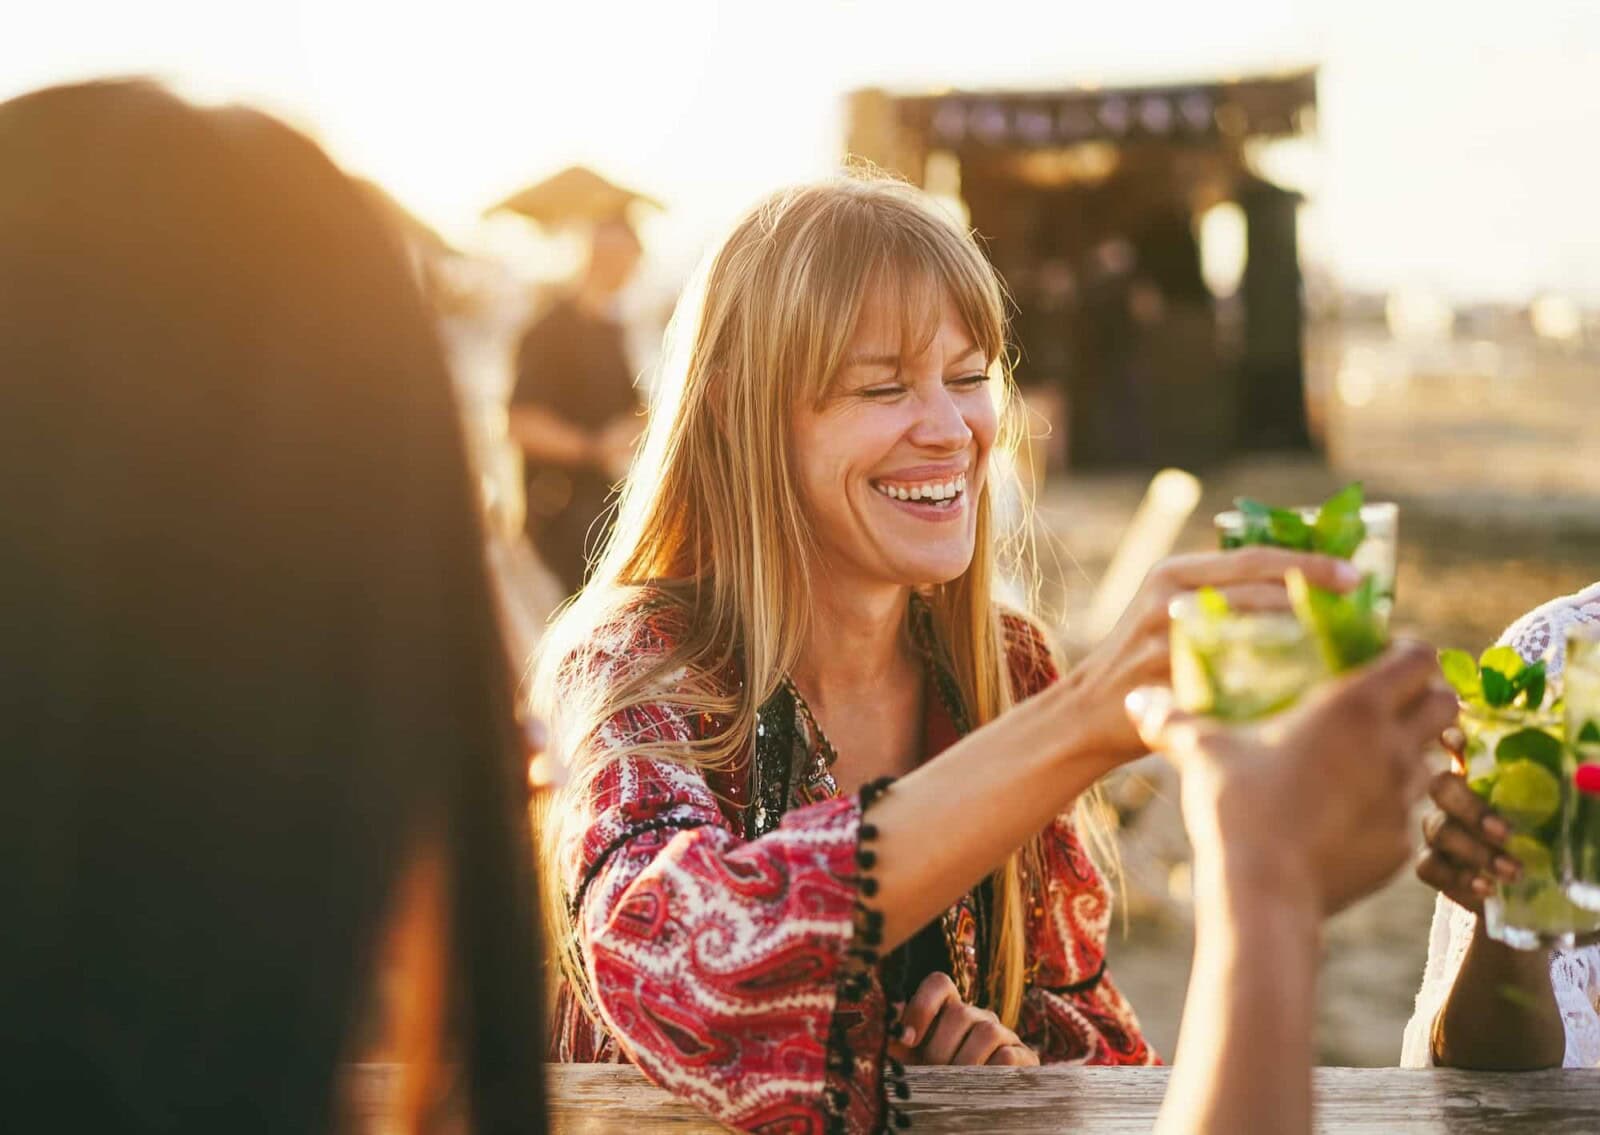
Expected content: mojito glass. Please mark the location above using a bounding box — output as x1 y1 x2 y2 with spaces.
1459 703 1576 949
1169 593 1329 722
1215 501 1399 612
1564 628 1600 911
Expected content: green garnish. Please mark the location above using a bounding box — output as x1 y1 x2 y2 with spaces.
1495 728 1565 778
1231 482 1368 559
1286 568 1387 673
1437 647 1549 712
1311 482 1367 559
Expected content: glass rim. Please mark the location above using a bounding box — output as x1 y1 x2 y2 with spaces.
1214 500 1399 529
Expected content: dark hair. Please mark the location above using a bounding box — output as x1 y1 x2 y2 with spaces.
0 80 545 1132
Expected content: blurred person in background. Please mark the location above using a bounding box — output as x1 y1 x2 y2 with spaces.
507 176 649 596
0 80 545 1134
1406 582 1600 1071
531 174 1362 1133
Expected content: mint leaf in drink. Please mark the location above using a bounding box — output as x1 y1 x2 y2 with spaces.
1495 727 1565 778
1266 508 1314 551
1481 668 1514 707
1439 649 1481 701
1234 498 1276 546
1514 660 1546 711
1234 498 1314 549
1480 646 1524 679
1312 482 1367 559
1582 721 1600 745
1287 568 1386 673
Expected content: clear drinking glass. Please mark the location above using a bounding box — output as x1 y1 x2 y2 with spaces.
1215 501 1399 613
1169 593 1329 722
1459 702 1576 949
1563 628 1600 911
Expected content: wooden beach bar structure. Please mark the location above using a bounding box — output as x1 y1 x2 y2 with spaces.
846 70 1318 468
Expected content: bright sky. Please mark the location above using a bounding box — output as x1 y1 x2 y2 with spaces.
5 0 1598 302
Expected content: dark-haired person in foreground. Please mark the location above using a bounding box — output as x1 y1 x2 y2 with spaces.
0 80 545 1134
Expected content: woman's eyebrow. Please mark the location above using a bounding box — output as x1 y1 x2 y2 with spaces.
842 351 901 369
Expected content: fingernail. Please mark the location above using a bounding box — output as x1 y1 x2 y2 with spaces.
899 1026 917 1046
1124 688 1152 720
1472 876 1495 897
1483 815 1511 842
1494 855 1521 882
1335 560 1362 586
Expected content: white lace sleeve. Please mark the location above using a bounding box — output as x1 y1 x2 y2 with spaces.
1499 581 1600 683
1552 950 1600 1067
1402 582 1600 1068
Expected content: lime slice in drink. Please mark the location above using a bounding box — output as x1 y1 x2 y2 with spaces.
1524 882 1576 930
1490 760 1562 831
1504 833 1554 878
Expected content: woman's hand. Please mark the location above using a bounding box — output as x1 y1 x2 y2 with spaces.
889 973 1039 1067
1066 547 1364 771
1129 640 1456 915
1416 766 1519 916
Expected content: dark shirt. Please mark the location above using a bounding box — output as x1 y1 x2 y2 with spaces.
510 298 640 592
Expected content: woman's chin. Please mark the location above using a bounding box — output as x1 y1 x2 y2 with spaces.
882 547 976 588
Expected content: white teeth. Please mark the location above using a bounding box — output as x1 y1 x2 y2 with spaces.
874 474 968 502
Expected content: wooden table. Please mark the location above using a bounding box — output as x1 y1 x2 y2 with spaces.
545 1064 1600 1134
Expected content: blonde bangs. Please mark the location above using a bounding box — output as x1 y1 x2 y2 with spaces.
801 196 1010 411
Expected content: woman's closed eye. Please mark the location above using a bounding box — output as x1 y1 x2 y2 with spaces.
946 373 989 390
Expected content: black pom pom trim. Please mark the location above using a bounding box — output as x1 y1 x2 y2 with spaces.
822 775 909 1131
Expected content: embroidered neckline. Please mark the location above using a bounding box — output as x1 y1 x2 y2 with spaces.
748 594 988 1004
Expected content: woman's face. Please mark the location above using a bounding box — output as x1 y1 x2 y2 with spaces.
792 289 998 591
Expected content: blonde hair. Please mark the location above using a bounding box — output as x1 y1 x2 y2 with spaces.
534 171 1099 1029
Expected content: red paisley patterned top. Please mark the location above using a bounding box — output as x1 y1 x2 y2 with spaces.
547 599 1155 1133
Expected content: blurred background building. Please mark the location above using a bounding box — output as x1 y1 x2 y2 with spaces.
848 71 1317 470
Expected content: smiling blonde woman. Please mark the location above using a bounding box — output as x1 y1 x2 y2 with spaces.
532 174 1357 1133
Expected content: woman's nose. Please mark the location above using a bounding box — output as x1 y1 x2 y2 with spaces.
908 384 974 452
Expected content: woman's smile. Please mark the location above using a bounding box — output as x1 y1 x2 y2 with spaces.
870 468 969 522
